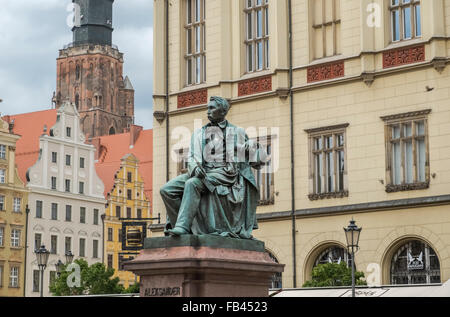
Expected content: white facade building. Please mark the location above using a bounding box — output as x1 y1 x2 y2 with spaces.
25 102 105 297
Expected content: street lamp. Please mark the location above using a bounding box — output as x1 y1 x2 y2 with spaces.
65 251 74 264
344 219 362 298
55 260 64 277
35 245 50 297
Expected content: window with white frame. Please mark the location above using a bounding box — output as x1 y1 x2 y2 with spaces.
390 0 421 42
251 136 274 205
310 0 341 59
0 195 4 211
10 266 19 288
381 110 430 192
306 124 348 200
0 227 4 247
0 169 5 183
185 0 206 86
245 0 269 72
11 229 20 247
13 197 21 213
51 176 57 190
0 145 6 159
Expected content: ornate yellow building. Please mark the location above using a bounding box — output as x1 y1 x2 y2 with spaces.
102 154 152 288
0 118 29 296
152 0 450 288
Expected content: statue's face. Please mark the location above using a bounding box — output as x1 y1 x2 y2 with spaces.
207 100 225 123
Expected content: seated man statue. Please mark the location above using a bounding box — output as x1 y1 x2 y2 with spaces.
160 96 267 239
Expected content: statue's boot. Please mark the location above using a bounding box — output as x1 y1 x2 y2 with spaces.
168 227 190 236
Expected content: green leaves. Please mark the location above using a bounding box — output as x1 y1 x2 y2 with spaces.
303 262 367 288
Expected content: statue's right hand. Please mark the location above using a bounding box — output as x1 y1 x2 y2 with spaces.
195 167 206 179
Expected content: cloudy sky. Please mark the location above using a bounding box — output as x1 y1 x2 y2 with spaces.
0 0 154 129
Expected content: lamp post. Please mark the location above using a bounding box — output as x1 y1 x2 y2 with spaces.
35 245 50 297
344 219 362 298
55 260 64 277
65 251 74 264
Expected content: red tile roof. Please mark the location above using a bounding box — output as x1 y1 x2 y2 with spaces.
2 109 57 184
93 129 153 204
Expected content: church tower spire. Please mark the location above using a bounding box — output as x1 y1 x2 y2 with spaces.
55 0 135 139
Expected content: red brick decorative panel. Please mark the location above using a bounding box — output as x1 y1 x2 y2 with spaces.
177 88 208 109
238 75 272 97
383 45 425 69
307 61 345 83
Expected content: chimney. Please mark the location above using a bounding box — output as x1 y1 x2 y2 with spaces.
129 125 143 148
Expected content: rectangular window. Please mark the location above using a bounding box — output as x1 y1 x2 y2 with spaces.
0 195 4 211
79 182 84 194
137 209 142 219
382 110 430 192
127 172 132 183
52 152 57 163
93 240 99 258
10 267 19 288
51 203 58 220
0 265 3 287
0 227 4 247
65 237 72 254
107 254 113 269
34 233 42 251
127 189 132 200
11 229 20 247
0 169 5 183
176 148 189 176
32 270 40 292
118 229 122 243
310 0 341 59
93 209 99 225
36 200 43 218
108 228 113 241
185 0 206 85
127 207 132 219
49 271 56 287
65 179 70 192
306 124 348 200
79 238 85 257
51 235 57 254
66 205 72 221
245 0 270 71
80 157 85 169
115 206 121 218
80 207 86 224
66 127 71 137
390 0 421 42
66 155 71 166
0 145 6 159
251 136 275 205
13 197 21 213
51 177 57 190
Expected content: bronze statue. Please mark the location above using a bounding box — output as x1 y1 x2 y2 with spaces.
160 96 267 239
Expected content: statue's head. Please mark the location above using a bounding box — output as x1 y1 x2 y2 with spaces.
207 96 230 123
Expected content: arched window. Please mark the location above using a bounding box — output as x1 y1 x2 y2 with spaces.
76 65 81 80
109 127 116 135
266 251 282 289
314 245 350 267
391 240 440 285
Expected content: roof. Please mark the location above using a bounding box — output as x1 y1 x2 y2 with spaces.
123 76 134 90
270 280 450 297
2 109 57 183
94 129 153 201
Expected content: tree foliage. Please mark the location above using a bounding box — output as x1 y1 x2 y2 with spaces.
302 262 367 288
49 259 126 296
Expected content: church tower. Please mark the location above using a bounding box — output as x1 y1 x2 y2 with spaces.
55 0 135 138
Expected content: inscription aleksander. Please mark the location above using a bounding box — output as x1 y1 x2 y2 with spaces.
144 287 181 297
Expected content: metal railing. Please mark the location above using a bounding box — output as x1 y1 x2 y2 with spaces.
63 42 119 50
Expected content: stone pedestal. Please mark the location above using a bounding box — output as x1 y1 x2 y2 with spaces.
123 235 284 297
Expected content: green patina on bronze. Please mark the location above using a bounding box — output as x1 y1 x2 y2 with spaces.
159 96 267 240
144 235 265 252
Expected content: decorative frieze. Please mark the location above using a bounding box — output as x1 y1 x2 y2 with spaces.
307 61 344 83
385 182 429 193
177 89 208 109
238 75 272 97
308 190 349 201
382 45 425 69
